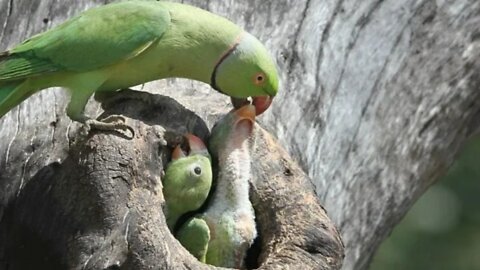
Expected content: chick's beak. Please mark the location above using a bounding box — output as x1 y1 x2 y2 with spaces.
185 133 208 156
171 134 208 160
172 145 186 160
234 104 256 122
231 105 256 144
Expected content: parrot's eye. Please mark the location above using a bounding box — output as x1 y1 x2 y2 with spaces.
193 166 202 176
253 72 266 86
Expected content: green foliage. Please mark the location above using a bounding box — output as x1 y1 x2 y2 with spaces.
370 138 480 270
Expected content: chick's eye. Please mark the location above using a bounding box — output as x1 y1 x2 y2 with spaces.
193 166 202 175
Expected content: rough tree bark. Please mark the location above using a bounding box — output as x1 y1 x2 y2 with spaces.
0 90 344 270
0 0 479 270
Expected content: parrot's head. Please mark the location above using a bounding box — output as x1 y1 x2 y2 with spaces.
163 134 212 230
209 104 256 160
211 32 279 116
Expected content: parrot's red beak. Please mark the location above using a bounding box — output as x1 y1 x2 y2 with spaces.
171 133 208 160
231 96 273 116
252 96 273 115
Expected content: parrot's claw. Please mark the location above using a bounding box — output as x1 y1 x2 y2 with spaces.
100 114 127 124
84 115 135 139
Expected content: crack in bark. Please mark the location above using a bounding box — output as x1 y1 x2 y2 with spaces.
7 0 13 15
50 90 58 145
308 0 385 178
0 0 13 49
324 0 386 126
296 0 346 168
289 0 346 176
314 0 345 106
17 126 38 197
343 7 418 161
287 0 311 74
5 107 20 164
286 0 314 162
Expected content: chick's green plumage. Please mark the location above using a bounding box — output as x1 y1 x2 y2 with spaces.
162 134 212 231
0 1 279 130
177 217 210 263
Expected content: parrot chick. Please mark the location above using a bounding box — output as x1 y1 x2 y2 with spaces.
162 134 212 231
178 104 257 268
0 1 279 133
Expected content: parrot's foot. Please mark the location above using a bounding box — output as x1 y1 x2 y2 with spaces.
84 115 135 139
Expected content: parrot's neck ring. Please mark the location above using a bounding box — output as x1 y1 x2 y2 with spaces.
210 33 244 93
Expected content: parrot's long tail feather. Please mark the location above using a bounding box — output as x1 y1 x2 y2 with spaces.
0 80 30 118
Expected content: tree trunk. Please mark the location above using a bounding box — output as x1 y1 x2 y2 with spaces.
0 0 479 270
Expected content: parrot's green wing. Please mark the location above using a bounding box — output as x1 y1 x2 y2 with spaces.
177 217 210 263
0 1 170 81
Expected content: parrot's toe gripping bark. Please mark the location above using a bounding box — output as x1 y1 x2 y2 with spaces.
84 115 135 139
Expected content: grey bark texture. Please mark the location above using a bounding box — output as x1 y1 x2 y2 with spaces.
0 90 344 270
0 0 479 270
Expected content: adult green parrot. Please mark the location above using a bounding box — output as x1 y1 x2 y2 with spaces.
178 104 257 268
0 1 279 131
162 133 212 231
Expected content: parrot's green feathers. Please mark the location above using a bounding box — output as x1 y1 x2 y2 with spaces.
0 81 22 106
162 134 213 262
214 32 279 98
0 53 58 81
3 1 169 80
177 217 210 263
163 154 212 230
0 0 279 125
